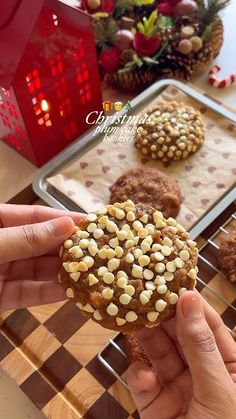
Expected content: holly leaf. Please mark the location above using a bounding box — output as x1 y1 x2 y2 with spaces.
157 16 174 29
143 57 159 65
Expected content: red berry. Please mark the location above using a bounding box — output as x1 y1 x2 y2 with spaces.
167 0 181 6
100 48 121 72
133 32 161 57
157 2 175 16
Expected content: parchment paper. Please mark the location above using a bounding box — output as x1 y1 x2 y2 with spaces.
47 85 236 229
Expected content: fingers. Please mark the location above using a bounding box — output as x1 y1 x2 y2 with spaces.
0 204 83 227
0 216 75 263
135 325 184 384
0 280 66 311
127 361 161 413
176 291 231 399
4 256 60 282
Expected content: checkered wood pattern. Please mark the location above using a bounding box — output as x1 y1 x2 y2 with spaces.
0 200 235 419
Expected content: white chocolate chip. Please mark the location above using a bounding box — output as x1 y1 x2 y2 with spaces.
154 252 164 262
76 302 83 309
107 303 119 316
125 253 135 263
167 217 177 226
102 288 114 299
169 226 177 234
106 220 118 233
87 213 97 222
63 262 71 273
119 294 132 305
138 255 150 267
145 235 153 245
164 271 174 282
108 258 120 272
187 268 197 280
109 237 119 248
146 224 155 235
66 288 74 299
94 310 102 320
88 274 99 286
68 262 81 272
115 246 124 258
98 215 108 225
98 248 107 259
126 230 135 240
178 287 187 296
187 240 197 249
106 249 116 259
177 224 185 233
70 272 81 282
132 264 143 279
127 211 136 222
161 246 172 257
143 269 154 280
103 272 115 284
117 271 128 279
180 250 190 261
155 263 165 274
155 299 167 312
64 239 73 249
125 240 135 249
140 214 148 223
174 257 185 269
154 276 166 285
147 312 159 322
138 228 148 239
141 241 150 253
168 292 178 304
69 246 84 258
115 209 125 220
117 230 127 241
87 223 97 233
163 237 173 247
134 248 143 259
166 262 176 273
83 303 95 313
116 317 126 326
76 230 90 239
157 284 168 294
156 220 166 228
124 285 135 296
133 220 143 231
83 256 94 268
125 311 138 322
93 229 104 239
175 239 184 249
79 239 90 249
139 290 152 305
122 224 131 232
145 281 156 291
98 266 108 276
152 243 162 252
117 277 128 288
153 211 163 223
97 207 108 215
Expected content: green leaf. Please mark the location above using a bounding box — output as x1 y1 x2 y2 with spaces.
133 54 144 67
201 22 215 40
157 16 174 29
143 57 159 65
135 0 155 5
153 41 168 59
137 21 145 33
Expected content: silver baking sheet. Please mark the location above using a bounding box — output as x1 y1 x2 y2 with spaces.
33 79 236 240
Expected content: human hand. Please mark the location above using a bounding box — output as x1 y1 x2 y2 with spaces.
0 204 83 311
127 291 236 419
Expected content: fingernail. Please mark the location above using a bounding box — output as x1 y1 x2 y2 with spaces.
49 217 74 237
182 293 202 319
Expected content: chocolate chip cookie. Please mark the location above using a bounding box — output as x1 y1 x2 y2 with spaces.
110 167 182 218
135 101 205 163
59 200 198 333
218 232 236 283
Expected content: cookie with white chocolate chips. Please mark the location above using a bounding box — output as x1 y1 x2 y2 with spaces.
135 101 205 163
59 200 198 333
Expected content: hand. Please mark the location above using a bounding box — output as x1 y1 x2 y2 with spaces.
127 291 236 419
0 204 83 311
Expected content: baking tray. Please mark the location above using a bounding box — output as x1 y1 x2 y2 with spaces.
33 79 236 240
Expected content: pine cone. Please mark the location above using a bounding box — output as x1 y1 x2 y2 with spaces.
158 49 194 81
159 27 180 45
120 48 136 65
105 68 157 93
209 17 223 58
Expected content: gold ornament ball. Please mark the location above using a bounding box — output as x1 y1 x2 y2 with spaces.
87 0 101 10
178 39 193 54
181 26 195 39
174 0 199 17
190 36 203 52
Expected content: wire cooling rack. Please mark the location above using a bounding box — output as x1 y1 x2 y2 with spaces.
98 198 236 388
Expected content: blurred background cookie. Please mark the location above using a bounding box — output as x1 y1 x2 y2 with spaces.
218 231 236 283
135 101 205 163
59 200 198 333
125 334 152 368
110 167 182 218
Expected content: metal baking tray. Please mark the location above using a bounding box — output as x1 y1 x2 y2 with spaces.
33 78 236 240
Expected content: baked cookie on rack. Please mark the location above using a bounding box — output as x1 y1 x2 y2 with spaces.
110 167 182 218
218 231 236 283
59 200 198 333
231 326 236 341
134 101 205 163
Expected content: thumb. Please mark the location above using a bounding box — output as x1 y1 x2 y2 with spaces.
0 216 75 263
176 291 229 399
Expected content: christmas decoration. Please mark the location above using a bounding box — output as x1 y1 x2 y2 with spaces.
79 0 228 92
208 65 236 89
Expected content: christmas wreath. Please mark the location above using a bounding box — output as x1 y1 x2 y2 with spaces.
79 0 229 92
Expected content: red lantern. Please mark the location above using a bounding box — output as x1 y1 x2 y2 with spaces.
0 0 103 166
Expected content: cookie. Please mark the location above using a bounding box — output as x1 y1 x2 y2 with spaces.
110 167 182 219
231 326 236 341
134 101 205 163
59 200 198 333
218 232 236 283
125 334 152 368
